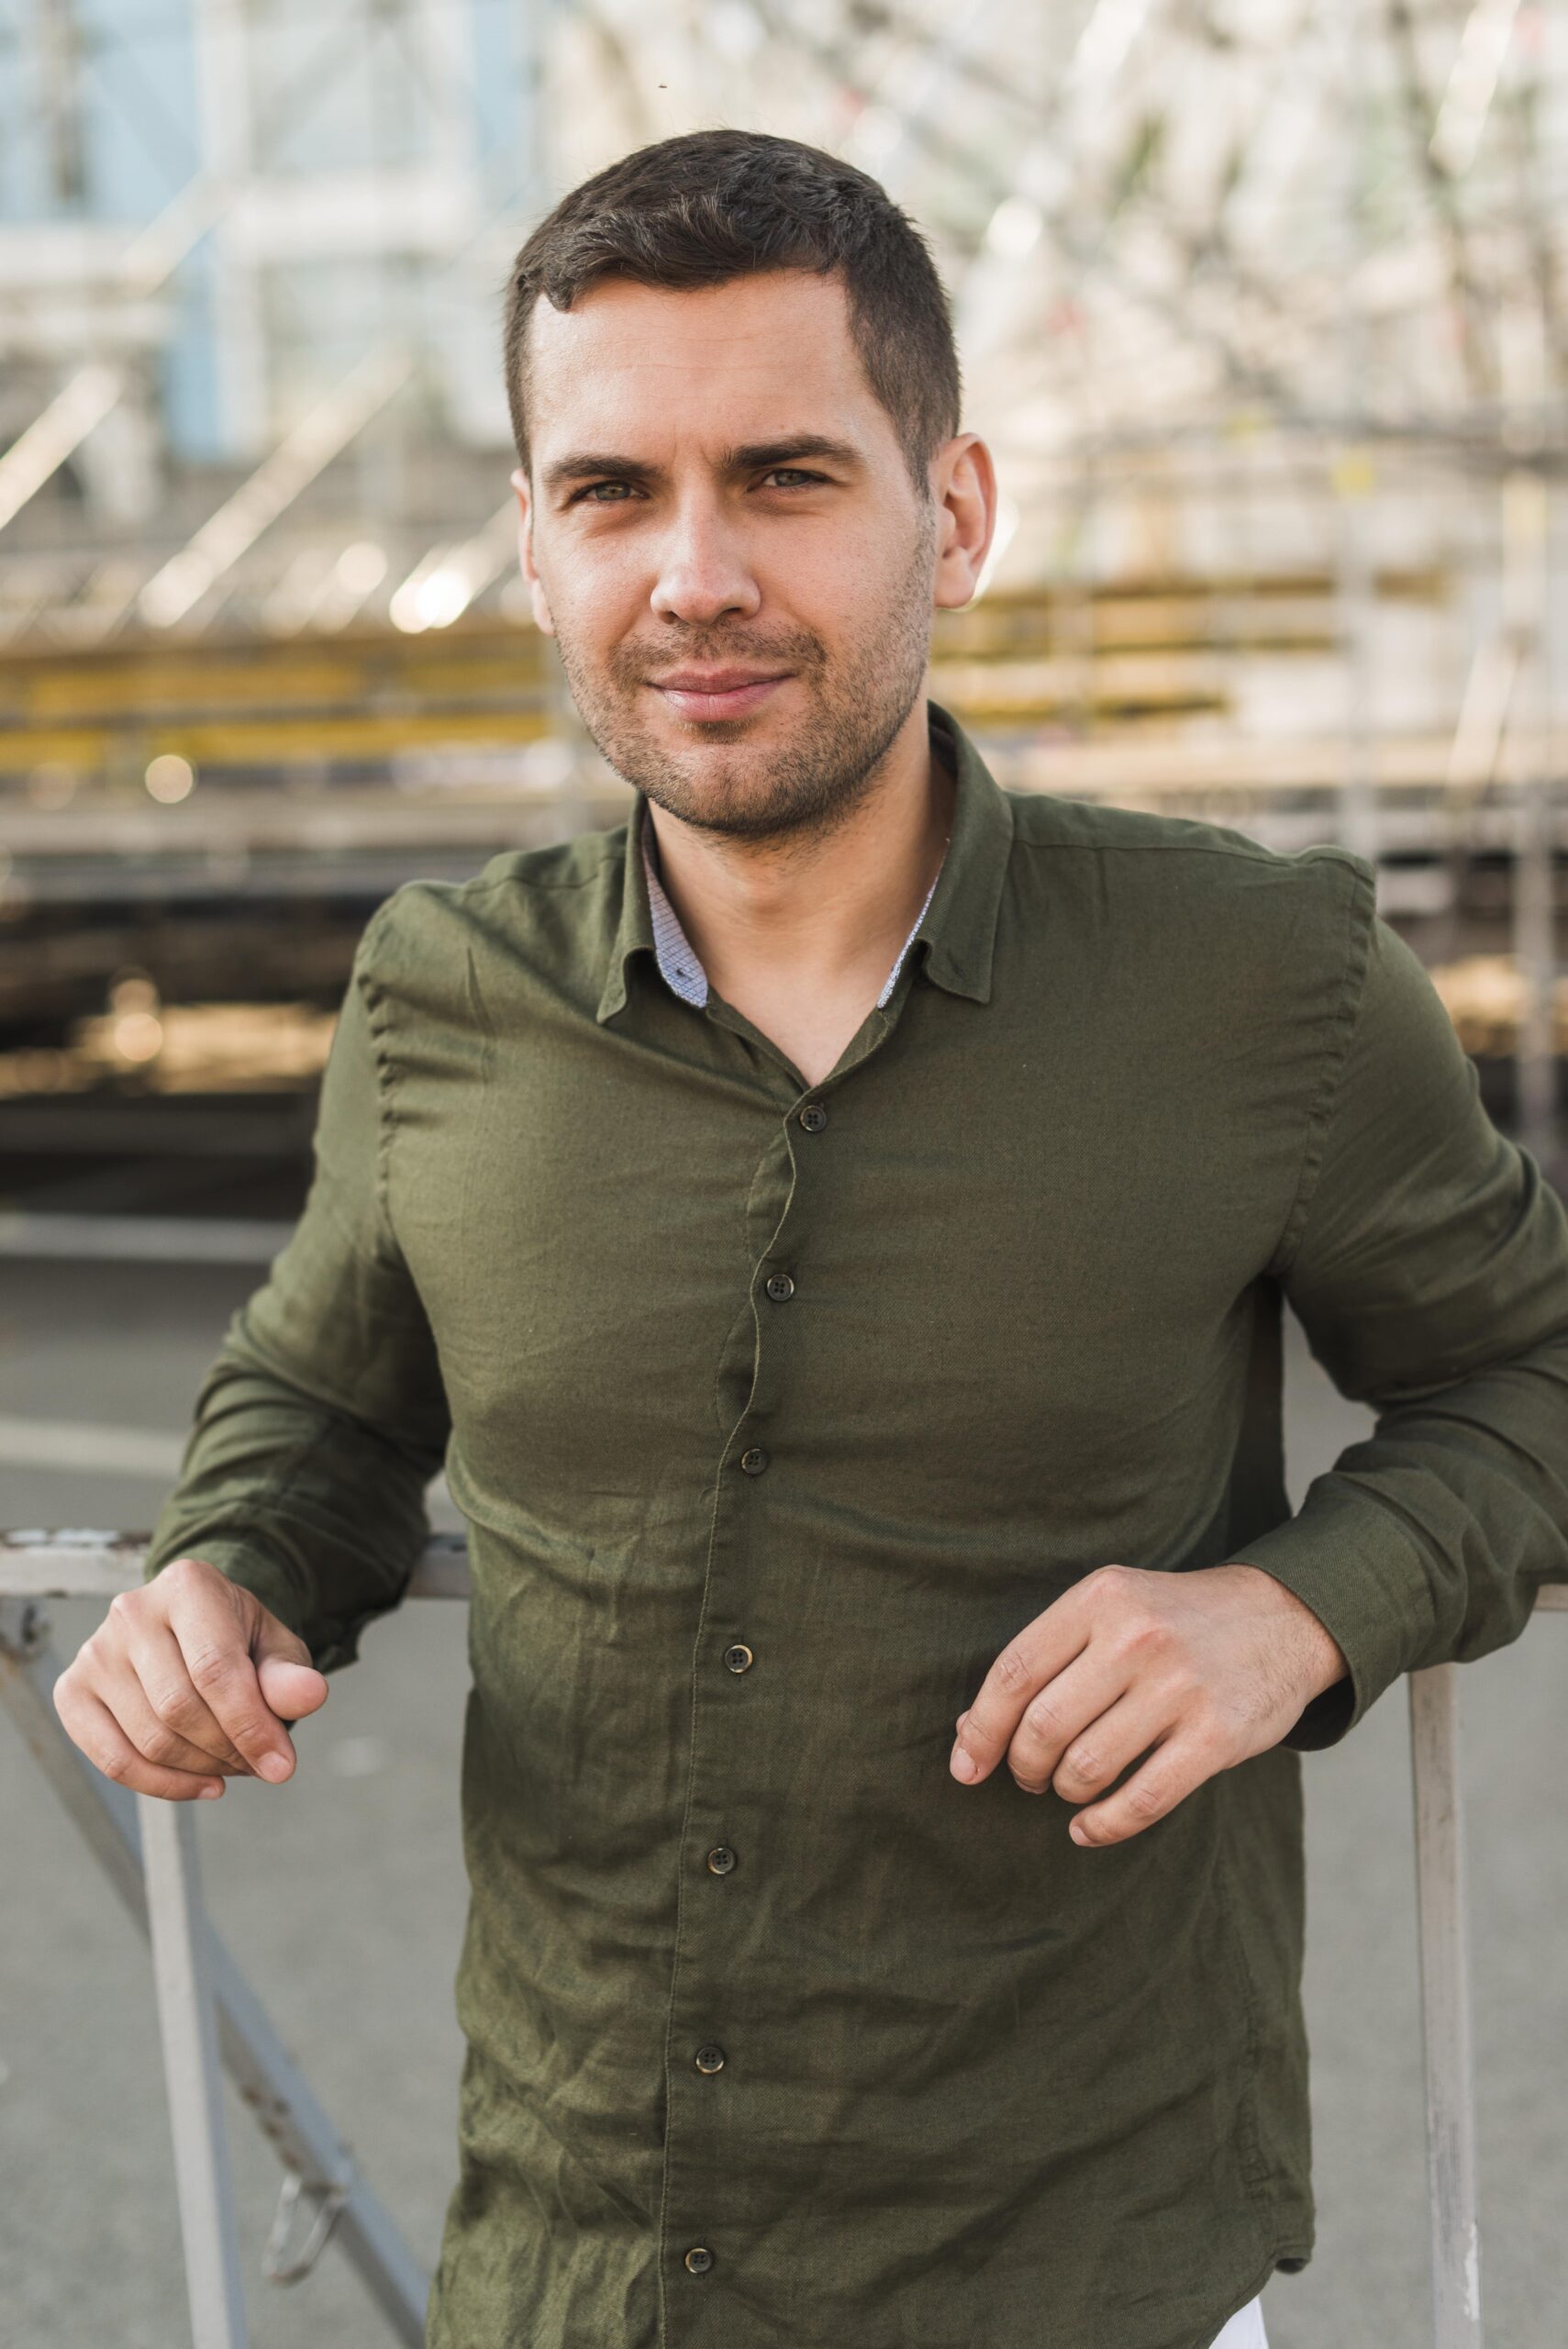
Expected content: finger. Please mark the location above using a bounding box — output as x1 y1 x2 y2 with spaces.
1037 1688 1170 1805
1066 1728 1212 1848
951 1606 1092 1784
61 1685 225 1801
163 1590 298 1781
118 1616 256 1774
99 1655 253 1780
1000 1651 1140 1794
253 1645 329 1727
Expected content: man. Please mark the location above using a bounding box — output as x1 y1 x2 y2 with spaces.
55 130 1568 2349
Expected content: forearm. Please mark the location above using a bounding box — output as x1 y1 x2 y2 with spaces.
145 1317 446 1675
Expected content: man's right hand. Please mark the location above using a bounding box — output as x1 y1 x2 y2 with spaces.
52 1554 329 1801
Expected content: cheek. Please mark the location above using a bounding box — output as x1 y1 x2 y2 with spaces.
804 518 929 637
543 549 645 654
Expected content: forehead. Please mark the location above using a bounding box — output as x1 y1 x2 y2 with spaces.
525 268 892 458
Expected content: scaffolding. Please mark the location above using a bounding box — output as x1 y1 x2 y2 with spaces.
1 5 1563 1170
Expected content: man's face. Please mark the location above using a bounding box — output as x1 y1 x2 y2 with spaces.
512 268 953 844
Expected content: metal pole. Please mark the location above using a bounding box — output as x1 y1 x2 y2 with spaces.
139 1792 250 2348
1407 1662 1484 2348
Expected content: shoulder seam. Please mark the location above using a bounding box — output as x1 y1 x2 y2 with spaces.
1266 863 1379 1283
351 897 403 1259
1009 824 1369 875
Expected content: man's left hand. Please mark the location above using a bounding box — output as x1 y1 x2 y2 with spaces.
949 1563 1349 1847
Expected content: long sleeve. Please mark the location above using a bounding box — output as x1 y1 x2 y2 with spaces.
1227 887 1568 1751
142 898 451 1674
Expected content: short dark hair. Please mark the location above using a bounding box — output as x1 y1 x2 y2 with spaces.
501 128 962 500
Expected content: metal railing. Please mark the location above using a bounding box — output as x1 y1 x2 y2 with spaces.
1 1531 1561 2349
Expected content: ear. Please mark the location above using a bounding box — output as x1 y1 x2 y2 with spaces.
930 434 997 611
510 465 556 636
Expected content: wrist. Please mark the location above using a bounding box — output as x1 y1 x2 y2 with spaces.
1226 1561 1350 1699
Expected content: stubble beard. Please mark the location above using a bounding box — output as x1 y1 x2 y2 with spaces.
550 501 939 850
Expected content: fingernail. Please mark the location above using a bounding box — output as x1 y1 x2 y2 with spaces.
199 1782 223 1798
950 1748 978 1783
257 1752 292 1782
1069 1820 1089 1844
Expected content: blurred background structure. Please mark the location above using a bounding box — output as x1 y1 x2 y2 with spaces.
2 0 1566 1239
3 6 1567 2346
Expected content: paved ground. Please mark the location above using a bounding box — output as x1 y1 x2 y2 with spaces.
1 1257 1562 2348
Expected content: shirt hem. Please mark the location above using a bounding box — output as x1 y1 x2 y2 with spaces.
1180 2236 1312 2349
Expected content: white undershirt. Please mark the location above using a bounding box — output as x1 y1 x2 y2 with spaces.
1210 2294 1269 2347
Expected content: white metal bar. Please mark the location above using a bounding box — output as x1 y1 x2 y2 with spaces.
139 1791 250 2349
0 1212 298 1265
0 364 123 535
0 1529 472 1600
1408 1662 1484 2348
16 1533 1559 1612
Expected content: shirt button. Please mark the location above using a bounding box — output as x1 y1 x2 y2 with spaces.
723 1642 753 1674
764 1270 795 1301
694 2043 726 2074
798 1101 828 1133
740 1446 768 1475
706 1844 737 1874
684 2246 714 2275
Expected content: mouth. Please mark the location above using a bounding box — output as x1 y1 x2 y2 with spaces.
649 671 794 723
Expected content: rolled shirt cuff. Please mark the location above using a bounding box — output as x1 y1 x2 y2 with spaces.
1219 1483 1440 1752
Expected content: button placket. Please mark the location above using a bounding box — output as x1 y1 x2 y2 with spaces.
664 1097 822 2294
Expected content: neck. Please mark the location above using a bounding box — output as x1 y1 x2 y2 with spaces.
641 697 953 1008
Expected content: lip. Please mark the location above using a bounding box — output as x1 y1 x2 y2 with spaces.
650 670 793 722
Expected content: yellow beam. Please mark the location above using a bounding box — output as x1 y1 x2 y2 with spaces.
17 656 551 723
0 707 558 773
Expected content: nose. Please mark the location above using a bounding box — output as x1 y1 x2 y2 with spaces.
650 495 762 628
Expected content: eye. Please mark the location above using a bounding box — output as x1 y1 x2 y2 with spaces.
762 469 828 489
570 480 639 506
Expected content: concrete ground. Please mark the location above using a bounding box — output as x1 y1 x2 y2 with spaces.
1 1257 1562 2348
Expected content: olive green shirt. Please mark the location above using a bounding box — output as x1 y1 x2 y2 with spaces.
144 699 1568 2349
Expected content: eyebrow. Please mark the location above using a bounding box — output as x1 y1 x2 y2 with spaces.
540 435 865 495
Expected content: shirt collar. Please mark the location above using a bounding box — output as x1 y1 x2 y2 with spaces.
639 809 943 1014
595 696 1015 1025
641 829 712 1009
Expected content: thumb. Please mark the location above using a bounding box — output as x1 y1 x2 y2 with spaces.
252 1619 330 1722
